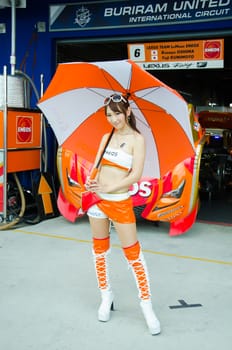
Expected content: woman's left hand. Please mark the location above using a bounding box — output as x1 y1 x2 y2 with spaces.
85 178 98 192
85 179 111 193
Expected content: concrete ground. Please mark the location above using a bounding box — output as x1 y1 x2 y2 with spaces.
0 216 232 350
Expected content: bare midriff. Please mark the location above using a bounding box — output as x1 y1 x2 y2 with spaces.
98 164 130 194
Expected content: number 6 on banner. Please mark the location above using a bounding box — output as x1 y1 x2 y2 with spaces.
128 44 145 61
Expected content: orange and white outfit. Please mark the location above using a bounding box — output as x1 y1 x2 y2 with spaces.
89 145 160 335
87 146 135 223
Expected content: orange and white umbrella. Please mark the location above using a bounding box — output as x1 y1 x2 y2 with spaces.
38 59 194 179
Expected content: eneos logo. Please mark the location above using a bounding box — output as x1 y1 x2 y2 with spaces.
17 116 33 143
204 41 221 59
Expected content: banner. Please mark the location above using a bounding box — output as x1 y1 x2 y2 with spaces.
128 39 224 70
49 1 232 31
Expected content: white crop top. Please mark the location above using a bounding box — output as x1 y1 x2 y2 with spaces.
101 147 133 171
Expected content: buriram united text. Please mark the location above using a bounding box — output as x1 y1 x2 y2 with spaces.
104 0 231 22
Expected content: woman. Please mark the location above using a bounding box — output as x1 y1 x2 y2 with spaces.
85 93 161 335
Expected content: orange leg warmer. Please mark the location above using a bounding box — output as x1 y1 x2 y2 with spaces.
123 241 151 300
93 237 111 291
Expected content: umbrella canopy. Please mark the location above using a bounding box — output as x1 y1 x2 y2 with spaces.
38 59 195 179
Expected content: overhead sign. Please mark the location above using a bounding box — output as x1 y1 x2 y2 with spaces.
49 1 232 31
128 39 224 70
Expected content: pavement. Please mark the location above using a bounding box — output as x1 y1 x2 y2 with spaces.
0 215 232 350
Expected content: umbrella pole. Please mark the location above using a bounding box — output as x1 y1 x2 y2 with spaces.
89 127 115 180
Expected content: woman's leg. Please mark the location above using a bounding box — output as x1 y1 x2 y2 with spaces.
88 216 114 322
113 221 161 335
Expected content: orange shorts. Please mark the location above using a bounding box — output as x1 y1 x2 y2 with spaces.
87 193 135 224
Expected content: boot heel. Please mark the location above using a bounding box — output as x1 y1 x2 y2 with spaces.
111 302 114 311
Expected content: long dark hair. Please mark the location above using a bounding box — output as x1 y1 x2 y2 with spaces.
104 95 140 133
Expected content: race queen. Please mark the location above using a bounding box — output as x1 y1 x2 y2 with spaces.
85 93 161 335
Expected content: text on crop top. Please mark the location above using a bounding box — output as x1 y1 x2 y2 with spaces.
101 147 133 171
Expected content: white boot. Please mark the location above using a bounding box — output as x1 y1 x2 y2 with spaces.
140 300 161 335
98 290 114 322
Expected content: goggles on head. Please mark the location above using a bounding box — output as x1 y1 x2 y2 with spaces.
104 94 127 105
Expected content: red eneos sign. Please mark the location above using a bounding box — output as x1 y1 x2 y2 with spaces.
204 41 221 59
17 116 33 143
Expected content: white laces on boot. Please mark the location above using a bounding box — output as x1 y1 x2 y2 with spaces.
128 253 151 300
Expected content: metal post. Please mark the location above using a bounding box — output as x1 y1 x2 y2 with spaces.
40 73 48 173
10 0 16 75
3 65 8 221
